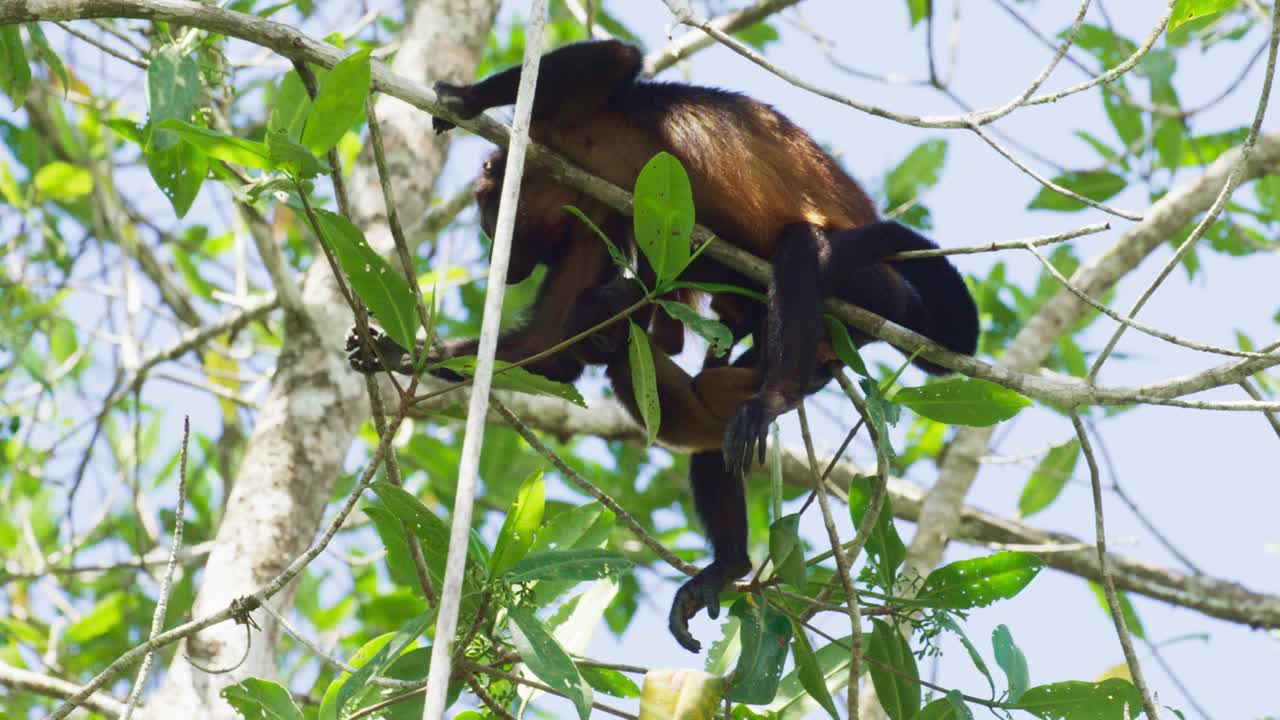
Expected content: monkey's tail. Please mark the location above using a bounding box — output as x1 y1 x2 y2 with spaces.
831 221 980 375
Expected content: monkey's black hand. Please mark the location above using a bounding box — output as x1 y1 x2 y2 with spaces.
724 396 773 479
432 81 478 135
346 325 412 375
668 560 751 653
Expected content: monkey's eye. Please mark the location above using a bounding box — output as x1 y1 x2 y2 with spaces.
483 159 495 174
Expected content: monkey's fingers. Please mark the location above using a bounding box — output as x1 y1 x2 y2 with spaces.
724 398 769 479
668 590 704 654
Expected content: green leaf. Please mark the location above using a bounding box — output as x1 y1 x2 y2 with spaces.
639 668 726 719
1017 439 1081 517
992 624 1030 702
905 0 930 26
222 678 305 720
25 25 68 93
434 357 588 407
727 595 792 705
0 26 32 109
763 634 854 718
266 129 330 179
147 137 207 218
1102 83 1144 148
507 548 632 583
491 473 546 576
768 513 807 588
581 666 641 699
508 608 594 720
628 320 660 445
1013 679 1143 719
656 299 732 357
937 616 995 696
1028 171 1127 212
846 475 905 590
65 593 127 643
311 208 418 353
917 551 1044 610
157 119 273 169
823 315 869 377
1087 582 1147 641
884 139 947 210
268 70 312 139
301 48 371 156
147 45 202 152
1180 127 1248 165
867 619 920 720
532 502 614 553
334 612 432 715
893 377 1031 426
1170 0 1240 30
790 623 839 720
633 151 695 282
33 161 92 201
913 692 976 720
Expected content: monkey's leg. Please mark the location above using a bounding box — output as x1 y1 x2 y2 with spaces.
605 344 762 652
669 451 751 653
724 223 825 478
432 40 642 133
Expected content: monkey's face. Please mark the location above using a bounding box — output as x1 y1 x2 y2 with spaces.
474 151 506 241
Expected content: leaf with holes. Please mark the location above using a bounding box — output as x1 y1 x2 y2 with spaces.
628 320 660 445
1013 679 1143 719
917 551 1043 610
508 608 594 720
727 595 792 705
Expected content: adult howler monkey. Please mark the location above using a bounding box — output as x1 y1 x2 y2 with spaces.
347 40 979 653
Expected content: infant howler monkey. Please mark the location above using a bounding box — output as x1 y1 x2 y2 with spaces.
347 40 979 653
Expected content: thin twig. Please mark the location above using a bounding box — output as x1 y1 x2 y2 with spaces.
121 417 191 719
1071 410 1160 719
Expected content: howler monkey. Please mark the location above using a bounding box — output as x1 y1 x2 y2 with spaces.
347 40 979 653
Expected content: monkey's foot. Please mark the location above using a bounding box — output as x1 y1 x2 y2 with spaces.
668 561 751 653
345 325 411 375
432 81 478 134
724 396 773 479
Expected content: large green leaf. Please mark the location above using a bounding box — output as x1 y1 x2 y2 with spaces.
147 137 207 218
1013 679 1143 719
867 619 920 720
789 623 839 720
633 151 694 282
893 377 1030 426
727 595 792 705
847 475 905 590
146 45 202 152
312 208 418 353
0 26 31 110
222 678 305 720
506 548 632 583
508 608 594 720
333 612 433 717
157 119 273 169
916 551 1044 610
491 473 546 576
301 48 371 156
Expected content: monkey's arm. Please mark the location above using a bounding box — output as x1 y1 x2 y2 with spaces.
433 40 642 133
